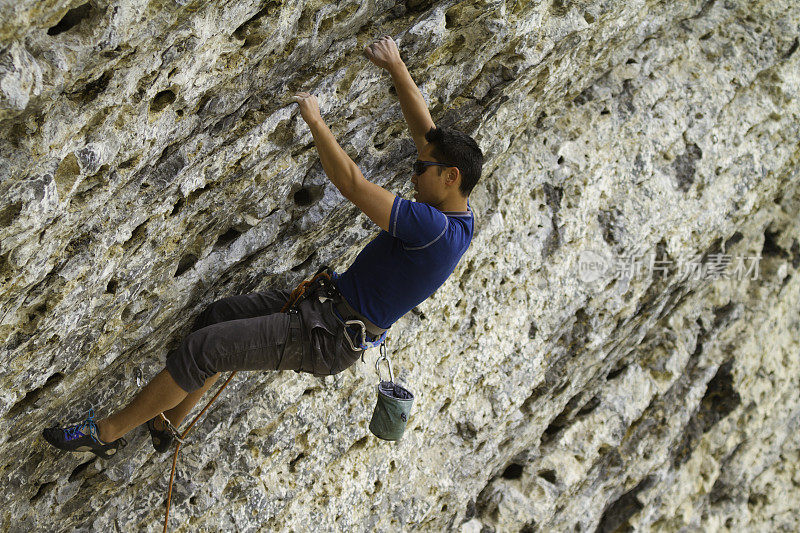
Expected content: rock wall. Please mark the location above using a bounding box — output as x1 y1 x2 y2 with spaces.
1 0 798 531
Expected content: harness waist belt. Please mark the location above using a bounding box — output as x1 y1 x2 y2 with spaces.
332 292 387 338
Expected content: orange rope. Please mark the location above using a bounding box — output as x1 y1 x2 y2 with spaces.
163 371 236 533
162 271 331 532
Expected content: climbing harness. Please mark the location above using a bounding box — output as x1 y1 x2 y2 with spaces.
295 265 390 354
326 281 388 354
282 265 334 313
340 318 388 353
161 266 389 531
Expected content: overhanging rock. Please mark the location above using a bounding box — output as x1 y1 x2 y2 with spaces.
1 0 799 531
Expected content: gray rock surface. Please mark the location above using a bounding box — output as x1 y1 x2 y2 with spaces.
1 0 798 531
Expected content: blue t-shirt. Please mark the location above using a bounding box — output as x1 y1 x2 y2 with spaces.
332 196 474 329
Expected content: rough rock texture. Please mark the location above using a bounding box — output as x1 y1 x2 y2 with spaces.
1 0 799 531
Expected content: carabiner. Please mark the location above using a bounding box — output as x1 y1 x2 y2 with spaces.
375 349 394 383
159 413 185 444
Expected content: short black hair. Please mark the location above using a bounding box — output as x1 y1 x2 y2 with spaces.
424 125 484 197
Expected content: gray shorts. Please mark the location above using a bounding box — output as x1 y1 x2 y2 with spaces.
165 287 365 393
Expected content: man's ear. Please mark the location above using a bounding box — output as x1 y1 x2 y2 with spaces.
446 168 460 186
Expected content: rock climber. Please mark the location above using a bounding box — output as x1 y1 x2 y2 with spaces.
43 35 483 458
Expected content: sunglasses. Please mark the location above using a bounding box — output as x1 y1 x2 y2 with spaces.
413 160 451 176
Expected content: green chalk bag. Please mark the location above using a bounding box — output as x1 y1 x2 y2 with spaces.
369 342 414 441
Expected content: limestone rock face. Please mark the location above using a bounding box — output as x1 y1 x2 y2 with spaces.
1 0 799 531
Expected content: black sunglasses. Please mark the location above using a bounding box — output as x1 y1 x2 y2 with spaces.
413 160 451 176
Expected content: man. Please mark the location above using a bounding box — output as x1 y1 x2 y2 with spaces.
43 36 483 458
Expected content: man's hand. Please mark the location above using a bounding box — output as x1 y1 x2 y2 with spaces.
292 92 322 124
363 36 403 71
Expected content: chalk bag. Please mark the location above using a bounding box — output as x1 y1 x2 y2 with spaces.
369 342 414 441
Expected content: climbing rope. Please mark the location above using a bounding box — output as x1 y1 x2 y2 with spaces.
162 270 331 532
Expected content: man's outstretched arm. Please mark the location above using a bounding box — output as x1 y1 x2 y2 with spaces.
364 36 435 154
293 91 394 233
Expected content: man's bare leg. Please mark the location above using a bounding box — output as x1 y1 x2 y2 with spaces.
94 368 188 443
154 372 221 430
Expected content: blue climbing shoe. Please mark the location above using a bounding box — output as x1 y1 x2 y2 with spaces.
42 409 127 459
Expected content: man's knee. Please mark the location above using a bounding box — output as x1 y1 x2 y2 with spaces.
165 354 200 394
167 327 223 392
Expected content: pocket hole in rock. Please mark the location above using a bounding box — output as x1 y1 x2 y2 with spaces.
541 415 568 444
501 463 523 480
68 458 96 482
47 3 93 36
349 436 369 452
292 184 325 207
106 279 118 294
288 452 305 472
538 469 557 484
213 228 243 251
175 254 199 277
607 361 628 380
30 481 56 503
293 188 312 206
150 90 177 113
784 37 799 59
411 307 427 320
576 394 601 416
186 183 211 206
7 372 64 418
68 71 112 105
290 251 316 272
232 1 280 40
170 198 185 217
438 398 451 413
122 220 148 250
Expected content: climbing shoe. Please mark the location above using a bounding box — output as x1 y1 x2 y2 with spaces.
146 415 174 453
42 409 127 459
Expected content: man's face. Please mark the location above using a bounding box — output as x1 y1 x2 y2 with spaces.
412 144 446 204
